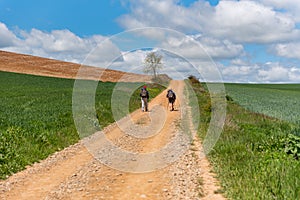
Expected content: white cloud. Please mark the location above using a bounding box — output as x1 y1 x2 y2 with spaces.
122 50 145 66
258 64 290 82
259 0 300 22
159 34 244 60
159 50 200 79
272 42 300 59
195 36 244 59
257 62 300 83
0 22 18 47
109 49 203 80
118 0 204 32
220 59 260 82
118 0 300 43
222 66 253 76
209 1 300 43
19 29 91 54
108 49 146 74
83 38 124 67
1 27 124 67
219 60 300 83
230 58 250 66
289 67 300 82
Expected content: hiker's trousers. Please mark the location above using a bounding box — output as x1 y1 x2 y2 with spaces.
141 97 148 111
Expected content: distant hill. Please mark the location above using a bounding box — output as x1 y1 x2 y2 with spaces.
0 50 168 82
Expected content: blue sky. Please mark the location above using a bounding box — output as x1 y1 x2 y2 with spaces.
1 0 300 82
0 0 126 36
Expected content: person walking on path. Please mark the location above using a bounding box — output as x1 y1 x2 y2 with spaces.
166 89 176 111
140 85 149 112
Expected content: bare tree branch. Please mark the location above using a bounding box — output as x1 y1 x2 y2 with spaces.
143 52 163 80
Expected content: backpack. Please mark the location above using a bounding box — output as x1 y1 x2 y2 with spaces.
141 88 147 97
167 90 174 99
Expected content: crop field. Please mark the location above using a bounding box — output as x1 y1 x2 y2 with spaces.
224 83 300 124
192 80 300 199
0 71 164 179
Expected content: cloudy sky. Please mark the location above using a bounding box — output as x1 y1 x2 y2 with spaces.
0 0 300 83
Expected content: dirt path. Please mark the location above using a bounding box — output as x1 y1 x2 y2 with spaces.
0 80 225 200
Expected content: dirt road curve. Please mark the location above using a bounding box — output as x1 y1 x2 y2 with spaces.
0 80 225 200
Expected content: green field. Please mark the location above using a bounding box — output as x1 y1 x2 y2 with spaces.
0 71 164 179
193 80 300 199
225 83 300 124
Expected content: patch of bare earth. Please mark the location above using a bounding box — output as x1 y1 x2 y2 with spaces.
0 51 225 199
0 50 153 82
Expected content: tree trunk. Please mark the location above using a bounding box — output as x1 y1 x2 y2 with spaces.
153 68 157 79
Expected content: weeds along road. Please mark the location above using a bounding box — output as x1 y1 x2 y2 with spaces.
0 80 225 200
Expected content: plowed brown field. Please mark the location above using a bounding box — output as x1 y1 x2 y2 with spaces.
0 50 153 82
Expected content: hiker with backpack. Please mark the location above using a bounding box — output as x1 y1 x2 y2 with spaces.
166 89 176 111
140 85 149 112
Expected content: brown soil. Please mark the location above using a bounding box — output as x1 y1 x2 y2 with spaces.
0 50 153 82
0 51 226 199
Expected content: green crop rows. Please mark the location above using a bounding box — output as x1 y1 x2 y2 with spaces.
225 83 300 124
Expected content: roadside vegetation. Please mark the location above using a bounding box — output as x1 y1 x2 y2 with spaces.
0 71 165 179
188 77 300 199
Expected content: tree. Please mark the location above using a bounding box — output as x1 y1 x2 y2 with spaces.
143 52 163 80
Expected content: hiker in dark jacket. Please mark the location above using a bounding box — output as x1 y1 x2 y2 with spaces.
166 89 176 111
140 85 149 112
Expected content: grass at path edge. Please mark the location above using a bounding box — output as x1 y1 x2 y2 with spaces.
188 79 300 199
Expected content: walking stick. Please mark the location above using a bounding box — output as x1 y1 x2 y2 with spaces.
166 99 169 110
173 99 177 110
